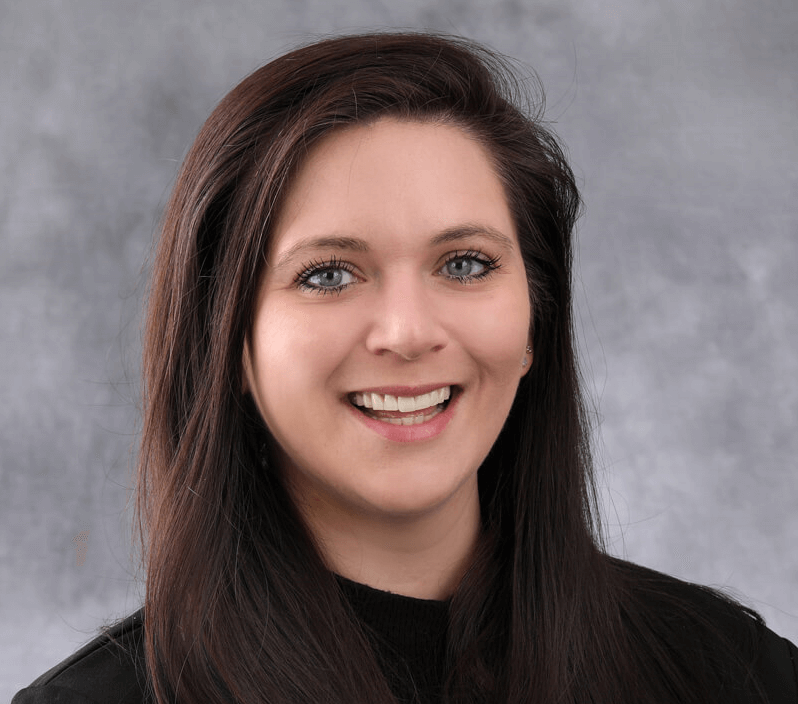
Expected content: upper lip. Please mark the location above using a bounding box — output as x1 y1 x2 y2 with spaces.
348 383 457 397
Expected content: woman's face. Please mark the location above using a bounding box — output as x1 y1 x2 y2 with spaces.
244 118 531 522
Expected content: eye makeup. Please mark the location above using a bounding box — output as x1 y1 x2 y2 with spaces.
293 249 503 296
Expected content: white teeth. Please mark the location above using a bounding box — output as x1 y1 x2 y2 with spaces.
398 396 415 412
351 386 452 412
378 406 444 425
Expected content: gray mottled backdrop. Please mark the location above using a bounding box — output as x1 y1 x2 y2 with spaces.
1 0 796 696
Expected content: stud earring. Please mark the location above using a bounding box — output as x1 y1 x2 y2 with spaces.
522 345 532 367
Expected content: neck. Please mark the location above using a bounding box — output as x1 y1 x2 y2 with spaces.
295 480 481 601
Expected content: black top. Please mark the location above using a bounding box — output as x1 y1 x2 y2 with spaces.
337 576 449 702
12 570 798 704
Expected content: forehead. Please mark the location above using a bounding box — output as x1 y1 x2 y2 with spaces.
268 118 517 261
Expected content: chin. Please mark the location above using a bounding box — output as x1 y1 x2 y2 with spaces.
353 469 478 520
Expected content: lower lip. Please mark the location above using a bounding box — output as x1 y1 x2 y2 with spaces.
346 391 460 443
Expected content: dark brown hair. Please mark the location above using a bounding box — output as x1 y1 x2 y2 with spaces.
137 32 765 704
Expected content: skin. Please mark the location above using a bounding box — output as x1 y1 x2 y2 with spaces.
243 118 532 599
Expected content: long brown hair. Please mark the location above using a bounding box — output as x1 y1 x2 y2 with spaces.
137 32 766 703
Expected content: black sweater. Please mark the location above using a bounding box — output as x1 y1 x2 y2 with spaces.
12 571 798 703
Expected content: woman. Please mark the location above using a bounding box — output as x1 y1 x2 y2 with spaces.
14 32 797 704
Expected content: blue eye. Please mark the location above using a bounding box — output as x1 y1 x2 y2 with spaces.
306 268 357 289
444 257 486 278
295 258 359 295
295 250 501 296
440 251 501 282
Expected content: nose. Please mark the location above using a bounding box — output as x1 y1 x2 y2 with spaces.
364 274 448 361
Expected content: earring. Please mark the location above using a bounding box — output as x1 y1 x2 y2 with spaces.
522 345 532 367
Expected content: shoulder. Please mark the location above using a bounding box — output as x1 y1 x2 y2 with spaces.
756 624 798 704
11 610 150 704
611 558 798 703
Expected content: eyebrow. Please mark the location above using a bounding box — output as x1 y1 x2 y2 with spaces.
272 224 515 271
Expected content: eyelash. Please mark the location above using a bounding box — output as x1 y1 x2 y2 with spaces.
294 256 359 296
293 250 502 296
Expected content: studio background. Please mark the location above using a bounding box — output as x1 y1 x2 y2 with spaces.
1 0 796 696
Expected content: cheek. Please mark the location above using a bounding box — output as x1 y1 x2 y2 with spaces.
456 292 530 379
249 302 355 406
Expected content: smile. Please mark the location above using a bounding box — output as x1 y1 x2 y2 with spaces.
348 386 454 427
346 384 460 442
